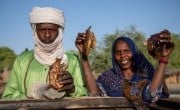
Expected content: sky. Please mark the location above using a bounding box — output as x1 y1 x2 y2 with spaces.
0 0 180 54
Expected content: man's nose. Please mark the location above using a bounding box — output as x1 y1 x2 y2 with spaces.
44 30 50 38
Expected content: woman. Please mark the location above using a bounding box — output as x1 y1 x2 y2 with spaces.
76 35 171 110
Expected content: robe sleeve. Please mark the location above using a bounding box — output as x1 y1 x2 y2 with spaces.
1 55 27 99
66 52 88 97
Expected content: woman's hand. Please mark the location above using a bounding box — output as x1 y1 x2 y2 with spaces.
75 26 96 58
75 32 86 54
75 32 90 61
161 45 172 58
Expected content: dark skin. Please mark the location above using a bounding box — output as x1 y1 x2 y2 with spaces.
36 23 60 44
114 41 134 80
57 71 75 93
36 23 75 93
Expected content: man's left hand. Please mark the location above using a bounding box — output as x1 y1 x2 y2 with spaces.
58 71 75 93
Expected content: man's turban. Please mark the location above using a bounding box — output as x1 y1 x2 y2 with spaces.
29 7 65 28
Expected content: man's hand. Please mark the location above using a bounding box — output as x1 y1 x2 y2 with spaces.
58 71 75 94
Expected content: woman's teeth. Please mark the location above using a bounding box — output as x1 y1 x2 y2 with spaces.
121 60 128 64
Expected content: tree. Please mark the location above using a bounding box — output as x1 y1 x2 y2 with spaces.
0 47 16 72
168 34 180 68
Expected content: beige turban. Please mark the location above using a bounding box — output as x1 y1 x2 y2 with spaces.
29 7 65 28
29 7 68 66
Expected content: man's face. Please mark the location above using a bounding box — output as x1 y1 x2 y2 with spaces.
36 23 60 44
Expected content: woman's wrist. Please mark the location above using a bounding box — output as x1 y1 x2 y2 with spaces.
159 57 168 64
81 53 88 61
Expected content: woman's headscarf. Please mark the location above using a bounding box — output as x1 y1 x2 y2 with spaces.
29 7 68 66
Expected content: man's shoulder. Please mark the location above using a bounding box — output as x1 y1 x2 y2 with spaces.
65 51 79 59
18 50 34 59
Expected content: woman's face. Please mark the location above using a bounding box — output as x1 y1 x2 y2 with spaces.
114 41 133 70
36 23 60 44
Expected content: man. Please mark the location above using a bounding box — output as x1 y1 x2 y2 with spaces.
1 7 87 99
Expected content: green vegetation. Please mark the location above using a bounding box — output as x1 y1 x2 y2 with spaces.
0 47 16 73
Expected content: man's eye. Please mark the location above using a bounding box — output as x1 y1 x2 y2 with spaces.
37 29 58 33
49 29 58 32
37 29 45 33
37 28 44 31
